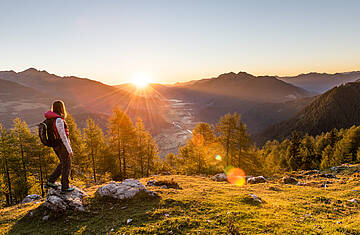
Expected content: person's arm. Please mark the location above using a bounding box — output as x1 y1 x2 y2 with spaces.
55 118 73 154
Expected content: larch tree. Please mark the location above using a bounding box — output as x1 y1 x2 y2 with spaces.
215 113 251 169
108 106 135 179
66 114 85 179
83 118 105 182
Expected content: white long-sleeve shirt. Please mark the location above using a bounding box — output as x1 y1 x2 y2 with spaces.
55 118 73 154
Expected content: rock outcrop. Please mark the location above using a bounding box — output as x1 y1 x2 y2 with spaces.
96 179 158 200
22 194 41 204
43 187 86 212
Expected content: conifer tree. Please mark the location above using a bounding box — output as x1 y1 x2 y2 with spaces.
287 131 302 171
11 118 33 199
108 106 135 179
83 118 105 182
215 113 251 169
66 114 85 178
0 124 13 205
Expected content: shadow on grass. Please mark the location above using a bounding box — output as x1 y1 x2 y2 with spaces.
8 192 162 235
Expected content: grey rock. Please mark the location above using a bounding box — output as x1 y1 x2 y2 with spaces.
247 176 266 184
43 187 86 212
146 180 157 186
282 176 298 185
42 215 50 221
96 179 158 200
211 173 227 182
349 199 359 203
249 194 262 203
22 194 41 204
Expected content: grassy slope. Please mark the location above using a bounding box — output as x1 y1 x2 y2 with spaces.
2 169 360 234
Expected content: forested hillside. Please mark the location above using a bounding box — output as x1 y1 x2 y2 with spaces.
258 81 360 144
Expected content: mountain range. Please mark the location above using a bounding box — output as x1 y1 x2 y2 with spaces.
1 68 360 154
279 71 360 93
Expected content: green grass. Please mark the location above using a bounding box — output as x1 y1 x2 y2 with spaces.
1 172 360 234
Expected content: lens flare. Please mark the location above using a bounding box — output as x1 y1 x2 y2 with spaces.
215 155 222 161
225 166 246 186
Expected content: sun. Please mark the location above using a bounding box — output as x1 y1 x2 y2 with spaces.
131 72 152 89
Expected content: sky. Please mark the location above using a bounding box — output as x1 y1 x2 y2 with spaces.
1 0 360 85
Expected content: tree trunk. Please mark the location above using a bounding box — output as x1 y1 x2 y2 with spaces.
225 128 231 166
39 152 44 198
18 134 28 189
123 147 126 178
2 136 12 205
91 148 97 182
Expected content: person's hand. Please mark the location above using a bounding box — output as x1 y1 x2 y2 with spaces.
69 152 73 158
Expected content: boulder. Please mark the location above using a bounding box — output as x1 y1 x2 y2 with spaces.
22 194 41 204
247 176 266 184
43 187 86 212
282 176 298 185
96 179 158 200
211 173 227 182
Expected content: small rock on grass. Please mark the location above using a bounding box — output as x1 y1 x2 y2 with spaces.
249 194 262 203
349 199 359 203
211 173 227 182
247 176 266 184
282 176 298 185
126 218 133 224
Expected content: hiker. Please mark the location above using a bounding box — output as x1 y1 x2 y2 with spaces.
44 100 74 192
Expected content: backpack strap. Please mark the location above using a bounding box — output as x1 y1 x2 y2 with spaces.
53 118 60 139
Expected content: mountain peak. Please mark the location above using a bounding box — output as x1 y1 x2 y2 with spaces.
21 68 49 75
216 71 254 80
22 68 39 73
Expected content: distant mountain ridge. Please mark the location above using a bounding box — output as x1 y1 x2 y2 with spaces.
176 72 313 102
279 71 360 93
257 80 360 144
0 68 170 133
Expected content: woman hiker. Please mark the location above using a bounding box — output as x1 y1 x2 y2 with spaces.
44 100 74 192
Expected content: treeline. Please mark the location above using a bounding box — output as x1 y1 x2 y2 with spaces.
260 127 360 174
0 106 159 206
2 109 360 206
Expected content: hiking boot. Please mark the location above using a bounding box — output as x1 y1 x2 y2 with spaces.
61 187 75 192
45 182 58 189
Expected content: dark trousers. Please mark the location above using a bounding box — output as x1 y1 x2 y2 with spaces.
48 142 71 190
